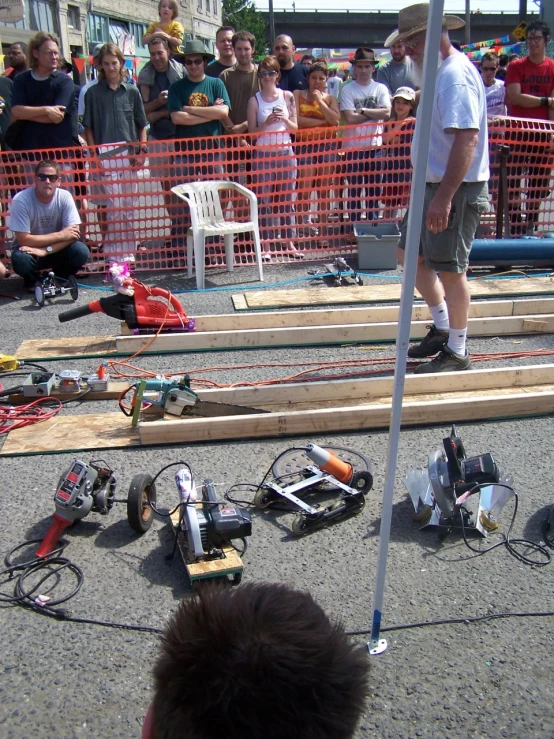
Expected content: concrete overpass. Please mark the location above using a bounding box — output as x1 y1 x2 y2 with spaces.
261 11 538 49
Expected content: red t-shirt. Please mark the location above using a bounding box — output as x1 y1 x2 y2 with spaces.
505 56 554 119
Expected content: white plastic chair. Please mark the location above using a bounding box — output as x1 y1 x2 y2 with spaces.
171 180 264 289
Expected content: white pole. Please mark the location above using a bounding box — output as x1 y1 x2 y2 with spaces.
368 0 446 655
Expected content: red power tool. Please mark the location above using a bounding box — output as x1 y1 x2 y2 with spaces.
36 459 117 558
58 278 195 333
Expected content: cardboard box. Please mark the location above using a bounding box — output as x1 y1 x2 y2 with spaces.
355 223 400 270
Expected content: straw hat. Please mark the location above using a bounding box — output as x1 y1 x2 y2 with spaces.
384 3 464 48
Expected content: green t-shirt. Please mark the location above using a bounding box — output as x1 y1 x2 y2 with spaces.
168 75 231 140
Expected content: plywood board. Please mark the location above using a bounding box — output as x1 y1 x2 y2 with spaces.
233 277 554 310
16 335 117 361
0 412 138 456
115 314 554 354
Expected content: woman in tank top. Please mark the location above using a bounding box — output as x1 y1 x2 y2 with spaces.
247 55 302 262
293 61 340 245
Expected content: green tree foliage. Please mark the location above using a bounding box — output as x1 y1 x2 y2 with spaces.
222 0 268 57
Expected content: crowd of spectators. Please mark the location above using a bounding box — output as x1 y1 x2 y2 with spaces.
0 18 553 279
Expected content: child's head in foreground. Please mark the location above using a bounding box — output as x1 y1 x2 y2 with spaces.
143 581 370 739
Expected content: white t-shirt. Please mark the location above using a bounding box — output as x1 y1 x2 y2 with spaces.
416 52 489 183
255 89 292 148
326 76 340 97
483 78 506 116
11 187 81 241
339 79 390 148
78 78 97 117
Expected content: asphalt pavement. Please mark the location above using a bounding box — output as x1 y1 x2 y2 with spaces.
1 262 553 739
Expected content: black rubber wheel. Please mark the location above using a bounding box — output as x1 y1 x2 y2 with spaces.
127 473 156 533
291 513 310 536
350 470 373 495
253 487 276 510
232 571 242 585
68 275 78 301
34 282 45 307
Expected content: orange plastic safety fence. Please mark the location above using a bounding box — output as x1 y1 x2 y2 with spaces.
1 118 553 274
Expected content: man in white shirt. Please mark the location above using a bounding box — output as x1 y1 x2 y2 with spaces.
10 159 89 288
340 48 391 222
388 3 490 373
326 68 340 97
480 52 506 118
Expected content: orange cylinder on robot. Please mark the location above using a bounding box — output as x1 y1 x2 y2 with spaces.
305 444 353 483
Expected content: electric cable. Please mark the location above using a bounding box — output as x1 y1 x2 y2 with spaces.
457 485 551 567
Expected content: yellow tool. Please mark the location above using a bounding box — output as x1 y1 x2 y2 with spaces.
0 354 21 372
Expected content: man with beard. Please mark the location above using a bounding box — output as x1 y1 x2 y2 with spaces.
388 3 489 374
377 40 418 96
273 34 308 92
4 42 29 80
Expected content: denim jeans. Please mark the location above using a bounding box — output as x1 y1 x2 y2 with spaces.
11 240 90 284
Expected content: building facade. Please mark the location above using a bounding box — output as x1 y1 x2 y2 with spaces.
1 0 222 70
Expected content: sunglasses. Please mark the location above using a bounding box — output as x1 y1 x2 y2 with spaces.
481 66 498 71
260 70 278 77
184 58 204 66
36 173 59 182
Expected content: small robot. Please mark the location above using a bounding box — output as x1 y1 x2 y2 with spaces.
35 272 78 307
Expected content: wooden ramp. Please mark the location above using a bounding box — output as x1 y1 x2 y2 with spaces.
232 276 554 311
0 412 139 456
15 297 554 362
3 365 553 455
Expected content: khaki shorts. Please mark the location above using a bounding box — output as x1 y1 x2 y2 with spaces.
398 181 489 273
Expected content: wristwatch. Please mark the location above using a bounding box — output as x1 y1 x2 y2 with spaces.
46 246 53 253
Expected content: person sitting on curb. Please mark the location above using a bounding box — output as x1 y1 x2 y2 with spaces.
10 159 89 289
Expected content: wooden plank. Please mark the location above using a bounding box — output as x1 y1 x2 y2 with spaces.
15 298 554 362
115 314 554 354
194 364 554 407
0 412 138 456
3 364 553 454
8 381 130 404
15 335 117 361
233 277 554 310
138 388 554 445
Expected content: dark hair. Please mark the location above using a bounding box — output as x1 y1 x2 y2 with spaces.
60 59 73 74
481 51 499 65
301 54 315 64
10 41 28 53
307 61 328 78
257 54 281 78
509 53 520 62
152 583 370 739
158 0 178 19
148 37 169 50
451 41 462 51
216 25 235 40
526 20 551 40
498 53 509 66
98 43 127 81
232 30 255 49
28 32 59 70
35 159 61 177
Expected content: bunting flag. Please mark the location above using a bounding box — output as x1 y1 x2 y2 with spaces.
462 34 511 51
0 55 4 63
464 42 522 60
73 57 85 74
